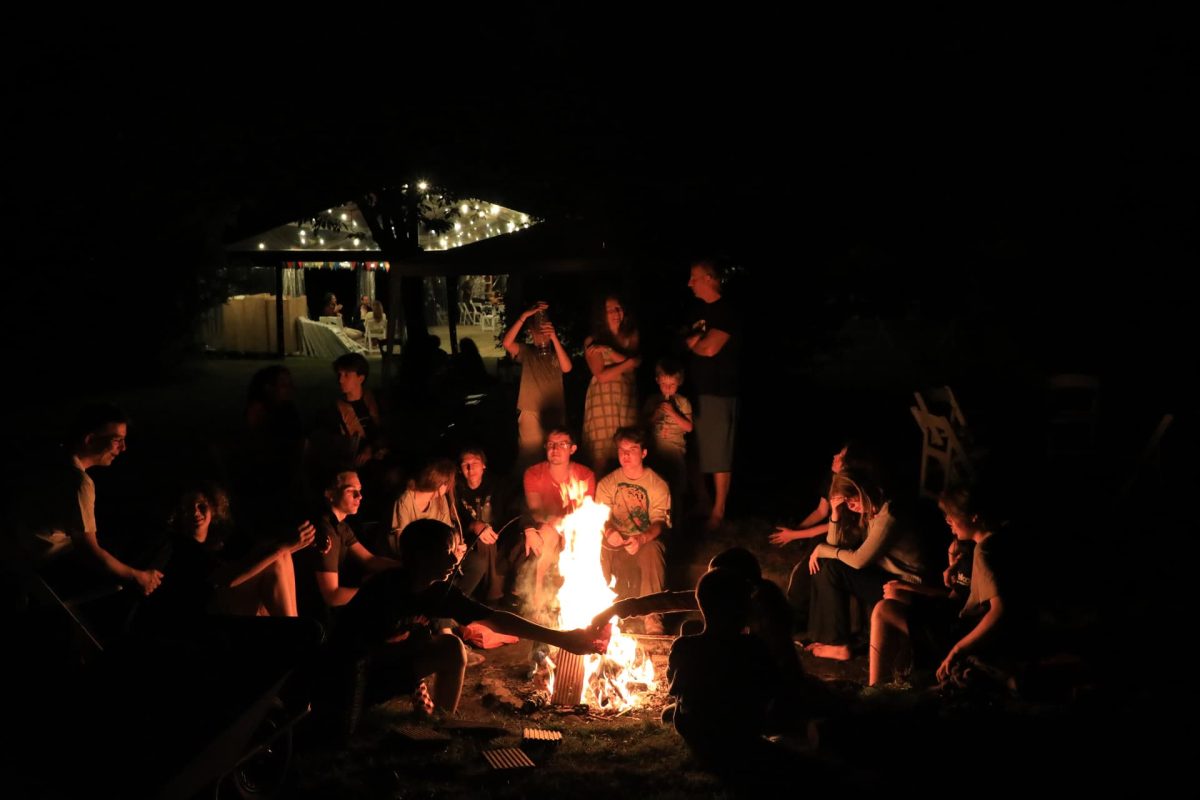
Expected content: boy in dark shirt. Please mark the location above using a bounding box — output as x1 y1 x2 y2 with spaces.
666 567 776 758
325 519 600 714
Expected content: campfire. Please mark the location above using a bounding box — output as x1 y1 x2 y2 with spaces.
543 481 658 712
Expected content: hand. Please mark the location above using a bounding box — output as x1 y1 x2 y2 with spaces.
808 547 823 575
590 608 618 631
604 529 625 548
290 520 317 553
134 568 164 596
525 301 549 319
942 565 955 588
830 494 846 509
881 580 908 601
540 321 558 341
558 627 606 656
588 621 613 654
478 525 498 545
623 536 641 555
524 528 543 557
936 647 961 682
769 526 797 546
685 333 701 349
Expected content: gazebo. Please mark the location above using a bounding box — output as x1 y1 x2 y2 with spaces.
221 192 542 357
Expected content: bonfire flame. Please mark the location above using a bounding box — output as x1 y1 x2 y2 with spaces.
548 479 658 711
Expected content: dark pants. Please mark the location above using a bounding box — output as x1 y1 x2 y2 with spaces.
785 539 822 630
458 541 504 601
808 558 890 645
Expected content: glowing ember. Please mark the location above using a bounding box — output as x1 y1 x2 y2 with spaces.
547 480 658 711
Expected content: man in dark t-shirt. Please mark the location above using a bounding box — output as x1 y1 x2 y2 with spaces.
295 470 400 624
685 260 741 529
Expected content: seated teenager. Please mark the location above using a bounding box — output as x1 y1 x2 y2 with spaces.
322 519 602 715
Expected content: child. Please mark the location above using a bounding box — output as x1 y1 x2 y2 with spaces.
665 567 776 761
642 358 693 518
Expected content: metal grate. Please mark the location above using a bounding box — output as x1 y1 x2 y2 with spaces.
482 747 537 770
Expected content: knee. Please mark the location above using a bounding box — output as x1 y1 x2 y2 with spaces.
872 599 902 628
433 633 468 669
273 550 293 574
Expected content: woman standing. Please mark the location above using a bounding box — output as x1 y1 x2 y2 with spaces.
582 295 640 474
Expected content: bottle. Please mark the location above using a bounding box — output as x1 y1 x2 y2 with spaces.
533 307 551 356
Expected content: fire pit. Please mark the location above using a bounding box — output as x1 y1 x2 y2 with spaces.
542 484 661 712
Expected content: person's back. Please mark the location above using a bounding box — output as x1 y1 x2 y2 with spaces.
667 568 775 752
669 630 775 744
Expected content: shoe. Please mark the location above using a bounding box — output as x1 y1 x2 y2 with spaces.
412 680 435 718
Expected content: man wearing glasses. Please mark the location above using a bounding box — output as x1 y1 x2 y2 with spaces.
519 428 596 610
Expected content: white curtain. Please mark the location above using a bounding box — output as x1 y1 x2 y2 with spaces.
282 267 306 298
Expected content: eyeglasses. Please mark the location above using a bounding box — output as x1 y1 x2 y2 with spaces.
545 441 572 450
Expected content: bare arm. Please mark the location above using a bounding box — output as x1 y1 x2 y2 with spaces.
813 507 893 570
547 324 573 373
349 541 401 575
314 570 357 607
481 610 598 655
71 529 162 595
502 303 543 358
213 522 316 588
585 343 638 383
800 497 831 528
591 591 697 628
685 326 730 358
937 597 1005 681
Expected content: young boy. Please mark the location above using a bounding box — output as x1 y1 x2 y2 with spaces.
641 358 693 517
665 567 776 760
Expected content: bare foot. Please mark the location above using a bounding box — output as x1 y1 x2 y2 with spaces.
808 643 852 661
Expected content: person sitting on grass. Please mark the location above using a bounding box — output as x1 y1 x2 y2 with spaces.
870 484 1010 687
323 519 603 717
663 567 776 762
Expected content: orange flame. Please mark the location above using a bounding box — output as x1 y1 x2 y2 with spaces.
548 479 658 711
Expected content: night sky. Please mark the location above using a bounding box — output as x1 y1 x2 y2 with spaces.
6 19 1195 397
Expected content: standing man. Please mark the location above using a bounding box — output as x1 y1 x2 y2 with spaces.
596 428 670 634
685 260 740 529
502 301 572 465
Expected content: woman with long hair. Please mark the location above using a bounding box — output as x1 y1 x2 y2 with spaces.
390 458 462 558
581 294 640 473
804 466 934 661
